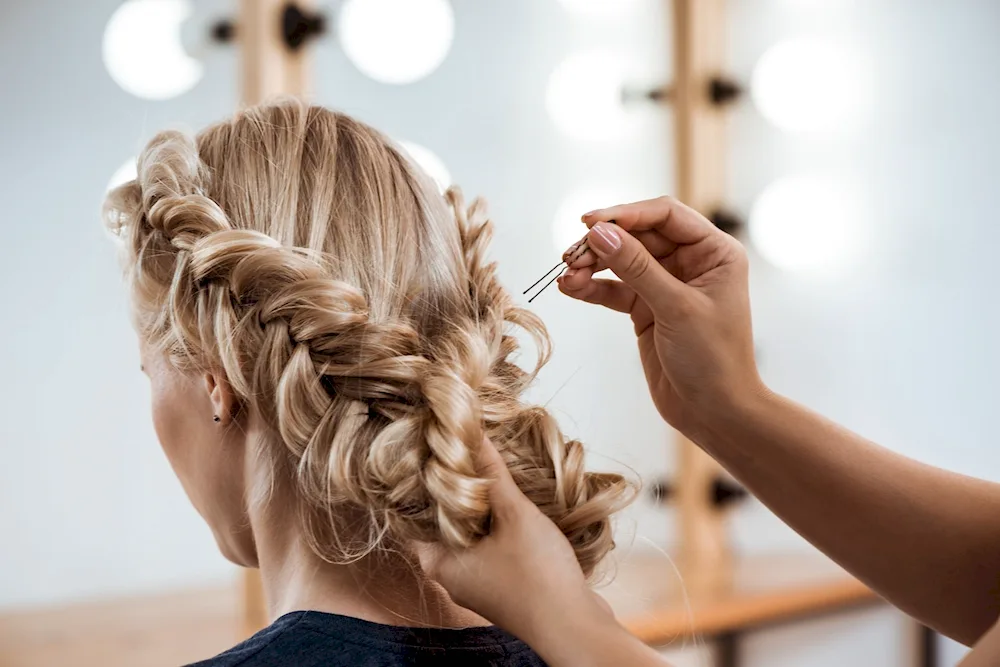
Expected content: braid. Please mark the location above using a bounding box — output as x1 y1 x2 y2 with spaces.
104 101 635 576
188 222 496 552
444 187 630 574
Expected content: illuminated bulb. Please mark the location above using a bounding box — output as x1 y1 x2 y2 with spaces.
551 187 635 255
339 0 454 85
751 37 865 133
555 0 642 17
749 176 866 273
546 51 633 141
399 141 451 192
102 0 203 100
107 157 138 192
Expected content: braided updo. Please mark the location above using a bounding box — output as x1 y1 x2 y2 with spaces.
104 99 634 576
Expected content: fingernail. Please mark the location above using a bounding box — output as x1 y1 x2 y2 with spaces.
588 222 621 255
563 268 578 279
562 240 582 258
582 210 600 219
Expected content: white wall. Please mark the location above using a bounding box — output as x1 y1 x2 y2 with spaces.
0 0 239 608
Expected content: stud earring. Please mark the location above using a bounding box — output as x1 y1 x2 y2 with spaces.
213 415 221 423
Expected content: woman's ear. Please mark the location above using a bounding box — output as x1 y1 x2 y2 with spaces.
204 372 238 425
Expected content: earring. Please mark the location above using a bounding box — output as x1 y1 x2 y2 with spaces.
213 415 221 423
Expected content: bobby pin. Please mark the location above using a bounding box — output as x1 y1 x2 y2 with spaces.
523 220 616 303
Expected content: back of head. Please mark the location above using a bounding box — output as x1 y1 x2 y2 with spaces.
104 99 633 575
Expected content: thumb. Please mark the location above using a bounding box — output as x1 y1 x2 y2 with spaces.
476 436 530 520
586 222 684 311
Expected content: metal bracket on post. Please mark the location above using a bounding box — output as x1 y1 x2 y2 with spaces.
622 76 742 108
237 0 319 106
649 475 750 510
282 3 326 51
709 209 745 235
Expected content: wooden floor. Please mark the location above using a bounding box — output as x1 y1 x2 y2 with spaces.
0 552 879 666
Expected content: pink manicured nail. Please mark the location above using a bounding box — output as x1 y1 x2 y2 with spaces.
588 222 622 254
562 240 582 258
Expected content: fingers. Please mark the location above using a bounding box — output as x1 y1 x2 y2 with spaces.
557 273 637 314
632 229 678 257
583 222 686 311
561 237 590 264
583 196 716 245
475 436 527 517
564 229 675 271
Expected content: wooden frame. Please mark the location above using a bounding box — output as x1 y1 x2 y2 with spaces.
239 0 313 106
237 0 313 639
670 0 735 577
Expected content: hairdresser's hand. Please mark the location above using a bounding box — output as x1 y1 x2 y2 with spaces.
557 197 765 435
420 437 610 645
421 438 668 666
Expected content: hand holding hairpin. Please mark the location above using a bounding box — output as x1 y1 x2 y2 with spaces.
523 220 616 303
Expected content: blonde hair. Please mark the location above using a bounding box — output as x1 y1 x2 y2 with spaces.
104 99 634 576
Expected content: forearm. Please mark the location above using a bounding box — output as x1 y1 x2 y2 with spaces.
693 390 1000 645
519 605 669 667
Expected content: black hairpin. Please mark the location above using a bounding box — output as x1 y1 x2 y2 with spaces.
523 220 616 303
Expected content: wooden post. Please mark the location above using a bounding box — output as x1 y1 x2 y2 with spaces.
239 0 313 106
670 0 734 584
240 569 268 639
237 0 314 638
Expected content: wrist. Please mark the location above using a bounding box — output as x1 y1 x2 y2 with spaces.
515 589 617 658
684 379 779 456
524 597 635 667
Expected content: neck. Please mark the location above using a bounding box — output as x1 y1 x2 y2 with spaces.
249 489 487 629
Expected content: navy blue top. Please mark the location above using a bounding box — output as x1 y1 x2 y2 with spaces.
186 610 547 667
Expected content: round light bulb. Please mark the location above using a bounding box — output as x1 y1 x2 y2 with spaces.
107 157 138 192
102 0 203 100
339 0 455 85
749 176 866 273
751 37 866 133
399 141 451 193
546 51 633 141
555 0 642 17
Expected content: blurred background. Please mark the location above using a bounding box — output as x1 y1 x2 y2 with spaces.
2 0 999 665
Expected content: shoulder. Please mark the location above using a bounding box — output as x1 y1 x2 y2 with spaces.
184 612 320 667
185 611 548 667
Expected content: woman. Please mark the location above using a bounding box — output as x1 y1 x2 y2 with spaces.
427 197 1000 666
103 99 636 666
